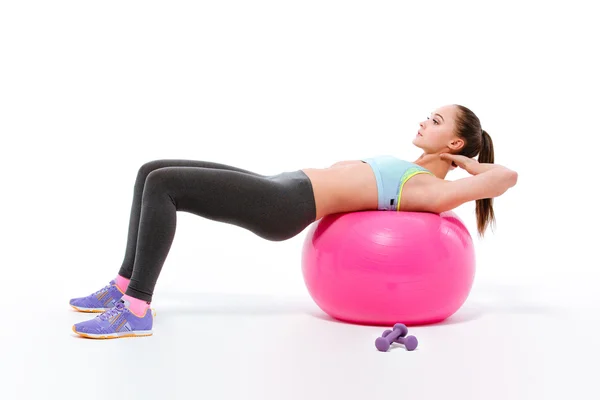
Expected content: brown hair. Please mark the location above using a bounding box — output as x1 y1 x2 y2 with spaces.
453 104 495 237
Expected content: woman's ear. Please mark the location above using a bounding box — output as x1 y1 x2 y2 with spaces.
448 138 465 152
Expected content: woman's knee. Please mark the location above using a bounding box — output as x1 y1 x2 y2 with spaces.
144 167 180 191
138 160 170 179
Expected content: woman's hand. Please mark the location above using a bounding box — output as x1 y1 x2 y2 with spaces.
440 153 513 176
439 153 478 174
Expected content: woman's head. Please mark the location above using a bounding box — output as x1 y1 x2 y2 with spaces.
413 104 496 237
413 104 462 154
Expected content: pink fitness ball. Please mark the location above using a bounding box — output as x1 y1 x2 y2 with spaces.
301 211 476 326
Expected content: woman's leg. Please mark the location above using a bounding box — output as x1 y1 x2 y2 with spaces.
118 160 266 281
124 167 316 303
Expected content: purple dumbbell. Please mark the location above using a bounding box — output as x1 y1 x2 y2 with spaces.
383 330 418 351
375 323 409 352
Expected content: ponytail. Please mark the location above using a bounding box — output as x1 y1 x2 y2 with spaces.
475 129 496 237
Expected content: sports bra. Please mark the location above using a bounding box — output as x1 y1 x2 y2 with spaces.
360 155 433 211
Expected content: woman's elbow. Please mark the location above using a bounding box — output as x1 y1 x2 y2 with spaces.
488 169 519 200
499 169 518 195
508 170 518 188
506 168 519 189
492 167 518 194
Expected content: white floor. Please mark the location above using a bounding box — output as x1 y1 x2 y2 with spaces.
2 282 599 400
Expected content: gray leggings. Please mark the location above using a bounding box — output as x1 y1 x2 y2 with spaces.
117 160 317 302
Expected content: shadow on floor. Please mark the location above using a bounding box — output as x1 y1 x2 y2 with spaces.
154 283 569 328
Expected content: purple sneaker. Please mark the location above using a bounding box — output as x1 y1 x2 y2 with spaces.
69 279 125 312
72 299 153 339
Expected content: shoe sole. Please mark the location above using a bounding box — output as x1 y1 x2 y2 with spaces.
70 305 106 313
72 325 153 339
70 304 157 317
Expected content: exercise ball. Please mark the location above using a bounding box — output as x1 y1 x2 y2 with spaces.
301 210 475 326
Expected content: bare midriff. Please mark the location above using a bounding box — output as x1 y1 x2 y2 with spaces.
300 163 378 220
301 162 438 220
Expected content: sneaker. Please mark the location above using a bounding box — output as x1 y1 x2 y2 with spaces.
72 299 153 339
69 279 125 313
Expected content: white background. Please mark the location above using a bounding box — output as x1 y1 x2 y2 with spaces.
1 1 598 399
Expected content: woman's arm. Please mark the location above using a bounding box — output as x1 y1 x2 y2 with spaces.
463 162 509 175
432 166 518 213
440 153 507 175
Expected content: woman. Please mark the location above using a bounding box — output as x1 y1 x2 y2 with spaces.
70 104 518 339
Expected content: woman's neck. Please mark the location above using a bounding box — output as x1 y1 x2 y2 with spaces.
413 153 451 180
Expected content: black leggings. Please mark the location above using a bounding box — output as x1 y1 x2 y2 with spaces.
117 160 317 302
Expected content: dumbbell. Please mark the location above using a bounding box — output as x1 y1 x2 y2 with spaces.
375 323 418 352
383 330 418 351
375 323 407 352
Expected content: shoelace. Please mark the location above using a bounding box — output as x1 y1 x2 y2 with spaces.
93 283 112 296
98 301 127 321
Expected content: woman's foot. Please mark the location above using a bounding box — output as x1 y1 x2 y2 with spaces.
70 279 157 316
69 279 125 312
72 299 153 339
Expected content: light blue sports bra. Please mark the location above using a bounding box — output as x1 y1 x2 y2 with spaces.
360 155 433 211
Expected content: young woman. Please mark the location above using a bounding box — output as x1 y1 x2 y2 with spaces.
70 104 518 339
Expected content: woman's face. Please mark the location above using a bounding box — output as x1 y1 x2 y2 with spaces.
413 105 463 154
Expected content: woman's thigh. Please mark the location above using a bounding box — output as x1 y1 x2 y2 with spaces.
144 167 316 241
138 159 266 179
